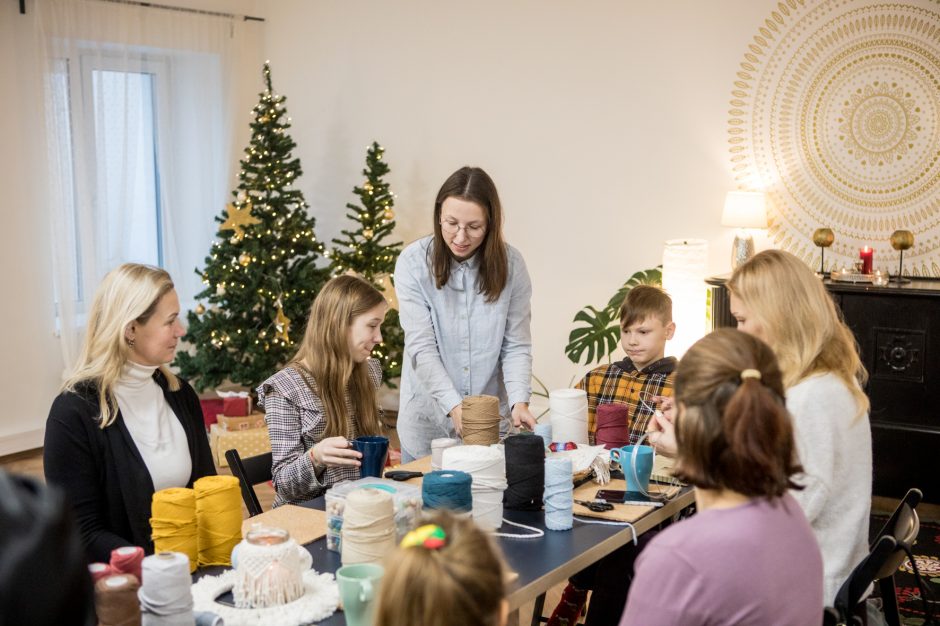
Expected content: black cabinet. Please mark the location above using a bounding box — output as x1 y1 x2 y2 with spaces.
707 276 940 503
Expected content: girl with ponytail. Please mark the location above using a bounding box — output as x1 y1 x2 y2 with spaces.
620 329 822 625
373 511 509 626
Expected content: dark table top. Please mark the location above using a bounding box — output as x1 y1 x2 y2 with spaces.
197 488 694 624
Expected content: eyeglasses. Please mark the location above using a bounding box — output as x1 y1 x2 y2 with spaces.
440 220 486 238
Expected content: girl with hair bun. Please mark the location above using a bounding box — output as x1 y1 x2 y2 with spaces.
374 510 509 626
621 329 822 625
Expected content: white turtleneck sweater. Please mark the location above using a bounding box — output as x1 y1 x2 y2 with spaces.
113 362 192 491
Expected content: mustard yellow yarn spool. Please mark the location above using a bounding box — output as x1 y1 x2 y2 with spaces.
194 475 243 567
150 487 198 573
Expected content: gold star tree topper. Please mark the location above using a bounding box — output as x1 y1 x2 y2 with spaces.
220 201 261 241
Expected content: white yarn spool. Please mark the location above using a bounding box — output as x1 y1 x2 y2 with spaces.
431 438 460 471
138 552 195 626
549 388 588 444
341 488 396 565
442 445 507 531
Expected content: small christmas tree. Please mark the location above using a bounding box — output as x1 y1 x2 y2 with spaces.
329 142 405 385
175 63 330 391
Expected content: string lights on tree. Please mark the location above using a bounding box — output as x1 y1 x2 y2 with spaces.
330 142 405 385
175 62 330 391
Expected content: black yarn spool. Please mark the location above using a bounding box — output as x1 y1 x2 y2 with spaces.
503 434 545 510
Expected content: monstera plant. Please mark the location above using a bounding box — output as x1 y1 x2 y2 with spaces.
565 266 663 366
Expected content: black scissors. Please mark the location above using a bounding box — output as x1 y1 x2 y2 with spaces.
384 470 424 481
574 499 614 513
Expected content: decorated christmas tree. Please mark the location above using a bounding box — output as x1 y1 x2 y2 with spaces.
175 63 330 391
329 142 405 385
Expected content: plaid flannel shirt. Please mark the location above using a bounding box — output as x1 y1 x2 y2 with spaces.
577 356 677 445
257 359 382 507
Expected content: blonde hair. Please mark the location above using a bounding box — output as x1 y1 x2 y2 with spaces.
290 275 385 439
727 249 869 417
374 511 508 626
62 263 180 428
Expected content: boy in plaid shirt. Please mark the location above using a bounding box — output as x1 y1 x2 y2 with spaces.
548 285 676 626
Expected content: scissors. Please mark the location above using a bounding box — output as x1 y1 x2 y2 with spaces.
574 499 614 513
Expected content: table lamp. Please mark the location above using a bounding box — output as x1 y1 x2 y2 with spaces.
721 191 768 269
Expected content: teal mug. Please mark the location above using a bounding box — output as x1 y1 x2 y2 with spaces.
337 563 384 626
610 444 654 493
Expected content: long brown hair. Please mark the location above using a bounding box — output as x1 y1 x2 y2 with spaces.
62 263 180 429
290 275 385 439
727 249 869 418
431 166 508 302
674 329 802 498
373 511 508 626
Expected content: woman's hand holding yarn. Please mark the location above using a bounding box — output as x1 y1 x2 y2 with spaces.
511 403 537 431
311 437 362 468
449 404 463 436
647 405 678 457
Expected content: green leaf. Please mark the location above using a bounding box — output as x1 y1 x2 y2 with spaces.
564 266 662 366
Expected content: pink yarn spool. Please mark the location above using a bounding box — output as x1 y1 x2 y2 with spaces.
110 546 144 582
595 403 630 450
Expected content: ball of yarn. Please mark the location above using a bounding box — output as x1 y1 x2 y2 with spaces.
110 545 144 583
549 389 588 444
341 488 396 565
534 422 553 448
595 403 630 450
430 438 460 471
422 470 473 513
442 445 507 531
544 457 573 531
138 552 194 625
151 487 198 572
460 395 501 445
95 574 141 626
503 434 545 511
195 476 242 567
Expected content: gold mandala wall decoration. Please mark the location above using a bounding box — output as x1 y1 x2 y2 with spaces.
728 0 940 276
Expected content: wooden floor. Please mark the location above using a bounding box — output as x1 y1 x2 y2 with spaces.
2 446 932 625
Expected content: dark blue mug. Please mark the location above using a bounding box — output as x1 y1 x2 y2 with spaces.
352 436 389 478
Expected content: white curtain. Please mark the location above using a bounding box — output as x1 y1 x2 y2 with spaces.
33 0 246 367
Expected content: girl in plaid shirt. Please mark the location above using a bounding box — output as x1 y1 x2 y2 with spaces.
257 275 388 506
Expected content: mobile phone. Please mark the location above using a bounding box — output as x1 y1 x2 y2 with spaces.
595 489 664 507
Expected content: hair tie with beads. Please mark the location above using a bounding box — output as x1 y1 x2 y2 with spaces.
740 369 762 381
401 524 447 550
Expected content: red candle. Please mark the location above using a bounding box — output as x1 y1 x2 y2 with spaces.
859 246 874 274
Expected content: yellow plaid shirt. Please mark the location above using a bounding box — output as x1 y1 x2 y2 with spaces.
576 356 677 445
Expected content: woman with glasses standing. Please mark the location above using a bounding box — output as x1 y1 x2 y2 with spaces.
394 166 536 462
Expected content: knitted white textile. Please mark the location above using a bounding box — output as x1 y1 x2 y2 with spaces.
232 538 311 608
191 569 339 626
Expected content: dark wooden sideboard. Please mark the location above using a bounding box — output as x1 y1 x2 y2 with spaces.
707 275 940 503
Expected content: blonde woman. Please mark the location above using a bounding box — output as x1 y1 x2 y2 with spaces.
257 275 387 506
44 264 215 562
650 249 870 605
374 511 509 626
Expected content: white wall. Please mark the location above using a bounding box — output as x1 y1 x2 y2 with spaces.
256 0 774 393
1 0 779 453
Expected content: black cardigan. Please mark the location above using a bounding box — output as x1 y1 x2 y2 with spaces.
44 370 215 562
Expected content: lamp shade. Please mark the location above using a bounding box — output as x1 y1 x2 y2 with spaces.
721 191 768 229
662 238 708 358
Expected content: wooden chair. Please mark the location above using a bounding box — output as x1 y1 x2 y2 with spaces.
833 488 923 626
224 449 273 517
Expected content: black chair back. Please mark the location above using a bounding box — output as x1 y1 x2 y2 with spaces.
225 449 273 517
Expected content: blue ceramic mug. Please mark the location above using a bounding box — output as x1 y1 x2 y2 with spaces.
352 436 389 478
610 444 654 492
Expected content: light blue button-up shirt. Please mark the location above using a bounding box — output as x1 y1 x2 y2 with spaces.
394 236 532 456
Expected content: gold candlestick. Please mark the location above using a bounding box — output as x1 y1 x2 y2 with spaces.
889 230 913 284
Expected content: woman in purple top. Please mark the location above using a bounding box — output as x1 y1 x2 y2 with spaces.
620 329 822 626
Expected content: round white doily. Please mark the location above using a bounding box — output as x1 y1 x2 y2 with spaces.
191 569 339 626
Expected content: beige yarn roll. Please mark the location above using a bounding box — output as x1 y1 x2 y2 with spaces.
340 488 396 565
461 395 501 445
